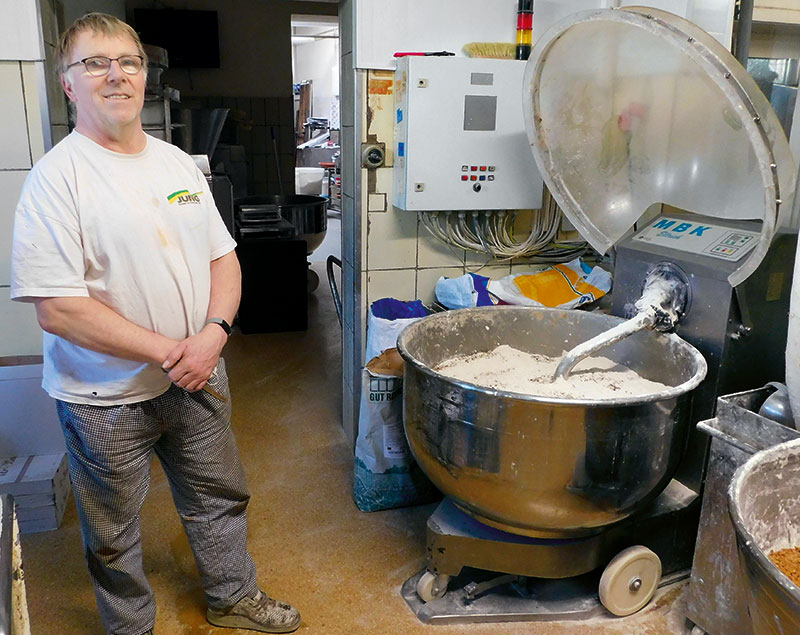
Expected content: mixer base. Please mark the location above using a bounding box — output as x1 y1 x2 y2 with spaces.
401 489 699 624
401 567 688 624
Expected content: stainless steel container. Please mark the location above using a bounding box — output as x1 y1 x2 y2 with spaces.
397 307 707 539
729 438 800 634
235 195 327 254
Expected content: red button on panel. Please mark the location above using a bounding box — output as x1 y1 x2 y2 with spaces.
470 175 477 181
480 166 487 171
471 166 478 171
461 175 468 181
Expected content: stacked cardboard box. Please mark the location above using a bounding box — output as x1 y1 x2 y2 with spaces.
0 453 71 533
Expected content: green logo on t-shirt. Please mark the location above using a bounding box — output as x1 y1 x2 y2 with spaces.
167 189 202 205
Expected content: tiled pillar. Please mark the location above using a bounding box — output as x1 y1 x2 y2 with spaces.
0 0 64 357
339 0 362 448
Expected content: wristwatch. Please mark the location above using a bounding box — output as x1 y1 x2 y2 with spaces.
205 317 232 336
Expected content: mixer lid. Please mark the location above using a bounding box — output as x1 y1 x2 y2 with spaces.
523 7 796 286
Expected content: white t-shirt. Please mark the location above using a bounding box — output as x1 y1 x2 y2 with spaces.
11 131 236 405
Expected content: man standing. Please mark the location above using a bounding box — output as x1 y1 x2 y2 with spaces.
10 13 300 635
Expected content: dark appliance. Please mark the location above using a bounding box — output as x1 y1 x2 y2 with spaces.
234 201 307 334
133 9 220 68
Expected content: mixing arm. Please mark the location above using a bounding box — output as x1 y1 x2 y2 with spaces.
553 262 689 380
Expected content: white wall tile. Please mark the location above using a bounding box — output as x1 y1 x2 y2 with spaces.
0 1 43 61
0 170 29 285
367 208 417 270
0 62 33 169
466 263 513 281
375 165 392 193
465 249 503 269
355 0 517 70
417 219 467 268
0 290 42 356
510 261 551 273
367 192 386 212
416 266 463 307
367 268 416 305
20 62 45 161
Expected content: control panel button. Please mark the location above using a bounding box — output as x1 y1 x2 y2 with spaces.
473 183 482 192
488 166 496 172
488 175 495 181
462 165 468 172
470 175 478 181
480 166 487 171
479 175 486 181
461 175 468 181
471 166 478 171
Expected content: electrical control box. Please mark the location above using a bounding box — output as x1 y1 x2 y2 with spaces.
393 56 543 212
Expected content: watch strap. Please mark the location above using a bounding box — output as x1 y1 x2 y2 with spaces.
205 317 232 335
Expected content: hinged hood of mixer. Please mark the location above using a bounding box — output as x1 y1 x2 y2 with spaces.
522 7 796 286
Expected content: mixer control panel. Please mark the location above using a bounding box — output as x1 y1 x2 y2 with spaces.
393 56 543 211
632 216 759 262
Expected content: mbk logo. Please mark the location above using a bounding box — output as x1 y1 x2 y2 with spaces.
652 218 711 236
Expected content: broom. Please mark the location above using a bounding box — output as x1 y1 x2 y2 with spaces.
462 42 516 59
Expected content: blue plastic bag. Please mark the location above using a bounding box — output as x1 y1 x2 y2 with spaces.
435 273 493 309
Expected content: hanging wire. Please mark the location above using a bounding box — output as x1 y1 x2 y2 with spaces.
418 188 587 263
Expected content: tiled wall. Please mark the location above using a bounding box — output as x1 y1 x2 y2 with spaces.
0 0 67 357
179 95 296 197
338 0 362 448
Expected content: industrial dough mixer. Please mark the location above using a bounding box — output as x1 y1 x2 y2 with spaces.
398 6 797 624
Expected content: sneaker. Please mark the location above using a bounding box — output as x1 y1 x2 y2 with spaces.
207 590 301 633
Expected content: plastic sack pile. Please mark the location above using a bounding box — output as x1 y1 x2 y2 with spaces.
435 258 611 309
353 298 439 512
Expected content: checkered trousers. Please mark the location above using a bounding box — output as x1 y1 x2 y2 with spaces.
55 358 258 635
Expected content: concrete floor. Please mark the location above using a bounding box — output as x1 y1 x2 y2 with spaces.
20 262 696 634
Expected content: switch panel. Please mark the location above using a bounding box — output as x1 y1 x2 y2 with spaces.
393 56 543 212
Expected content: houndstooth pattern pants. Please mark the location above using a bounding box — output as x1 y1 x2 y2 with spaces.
56 358 258 635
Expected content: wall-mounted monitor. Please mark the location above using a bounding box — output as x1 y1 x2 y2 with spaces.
133 9 220 69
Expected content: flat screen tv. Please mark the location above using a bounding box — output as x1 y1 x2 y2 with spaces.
134 9 220 69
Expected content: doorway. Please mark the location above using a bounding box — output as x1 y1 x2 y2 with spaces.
290 14 341 264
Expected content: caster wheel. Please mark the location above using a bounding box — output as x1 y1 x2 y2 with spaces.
416 571 450 603
599 545 662 616
307 268 320 292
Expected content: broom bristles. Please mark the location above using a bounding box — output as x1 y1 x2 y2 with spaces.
463 42 516 59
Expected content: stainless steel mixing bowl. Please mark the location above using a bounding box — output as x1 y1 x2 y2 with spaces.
397 306 707 538
729 438 800 635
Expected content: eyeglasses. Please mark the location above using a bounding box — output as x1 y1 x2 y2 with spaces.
66 55 145 77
